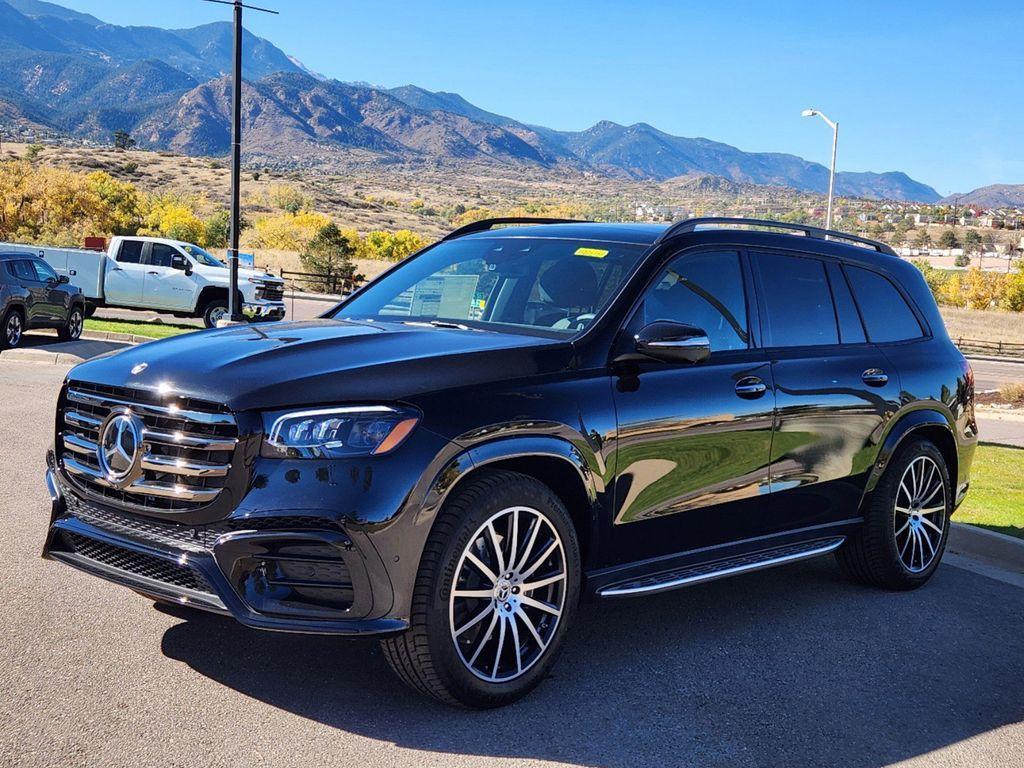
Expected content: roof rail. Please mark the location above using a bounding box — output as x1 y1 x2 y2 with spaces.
442 217 593 241
654 217 896 255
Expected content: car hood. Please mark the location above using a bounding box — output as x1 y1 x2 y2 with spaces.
68 319 572 411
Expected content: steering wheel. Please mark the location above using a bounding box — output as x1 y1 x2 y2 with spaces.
551 312 596 331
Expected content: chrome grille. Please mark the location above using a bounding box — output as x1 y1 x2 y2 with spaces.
259 282 285 301
58 381 238 512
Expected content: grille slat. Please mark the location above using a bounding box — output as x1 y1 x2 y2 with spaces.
59 382 239 512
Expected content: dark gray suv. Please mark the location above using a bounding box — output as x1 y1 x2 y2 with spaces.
1 253 86 349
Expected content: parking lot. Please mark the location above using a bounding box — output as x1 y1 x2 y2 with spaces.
0 360 1021 767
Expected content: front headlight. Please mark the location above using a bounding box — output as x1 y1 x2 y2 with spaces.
261 406 419 459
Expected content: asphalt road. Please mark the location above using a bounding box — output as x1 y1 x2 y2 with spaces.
96 292 334 327
1 361 1022 768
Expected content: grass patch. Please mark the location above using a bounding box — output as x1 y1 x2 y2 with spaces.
954 443 1024 538
84 318 198 340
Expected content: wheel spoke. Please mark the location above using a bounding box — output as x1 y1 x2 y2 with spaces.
920 516 943 534
455 604 494 637
507 508 519 572
515 516 542 572
453 589 493 599
522 572 565 592
486 521 506 576
468 611 499 667
465 551 498 585
900 530 913 560
895 506 912 515
491 614 507 680
895 520 910 538
517 607 547 652
508 612 523 675
920 505 945 516
521 539 558 580
921 529 937 557
519 594 561 616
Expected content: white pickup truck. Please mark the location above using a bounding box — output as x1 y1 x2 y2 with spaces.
0 236 286 328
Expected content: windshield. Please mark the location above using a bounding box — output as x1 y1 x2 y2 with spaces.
333 237 648 336
180 243 225 267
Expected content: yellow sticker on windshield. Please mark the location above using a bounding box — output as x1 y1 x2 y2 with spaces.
575 247 608 258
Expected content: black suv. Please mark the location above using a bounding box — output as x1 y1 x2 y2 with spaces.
1 252 86 349
42 218 976 708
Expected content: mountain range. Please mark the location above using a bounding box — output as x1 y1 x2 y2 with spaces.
0 0 947 202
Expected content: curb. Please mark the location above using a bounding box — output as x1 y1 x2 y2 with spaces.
285 291 344 303
948 522 1024 574
80 330 157 344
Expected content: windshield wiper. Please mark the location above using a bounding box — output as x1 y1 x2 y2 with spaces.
402 320 474 331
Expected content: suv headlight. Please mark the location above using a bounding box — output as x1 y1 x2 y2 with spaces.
261 406 419 459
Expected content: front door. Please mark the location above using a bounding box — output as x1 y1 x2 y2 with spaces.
30 259 68 322
104 239 145 306
10 259 48 325
609 248 775 563
751 252 902 533
144 243 197 310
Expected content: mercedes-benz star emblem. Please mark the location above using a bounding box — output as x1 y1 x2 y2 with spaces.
97 412 143 484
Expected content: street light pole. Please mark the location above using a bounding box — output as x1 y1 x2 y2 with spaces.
202 0 278 324
802 109 839 230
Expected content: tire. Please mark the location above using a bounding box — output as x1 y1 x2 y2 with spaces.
836 437 951 590
381 469 581 709
201 298 229 328
1 307 24 350
58 306 84 341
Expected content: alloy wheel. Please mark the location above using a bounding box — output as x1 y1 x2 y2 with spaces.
894 455 946 573
449 505 567 683
6 313 21 347
208 306 228 326
69 310 83 339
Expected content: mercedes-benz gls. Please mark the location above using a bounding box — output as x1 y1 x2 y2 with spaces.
43 217 976 708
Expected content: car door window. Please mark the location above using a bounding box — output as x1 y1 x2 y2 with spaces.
825 262 866 344
755 253 839 347
117 240 144 264
13 260 38 282
149 243 177 268
639 250 749 352
32 260 58 283
844 265 924 343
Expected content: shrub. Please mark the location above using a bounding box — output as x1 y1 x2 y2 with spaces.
299 223 363 291
359 229 427 262
246 210 330 250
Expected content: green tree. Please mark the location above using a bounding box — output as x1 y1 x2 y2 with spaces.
912 230 932 249
24 143 43 161
300 223 362 292
963 230 982 252
113 130 136 150
937 229 959 249
954 252 970 267
204 210 231 248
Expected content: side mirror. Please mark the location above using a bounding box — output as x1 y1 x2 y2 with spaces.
172 254 193 275
634 321 711 364
57 274 70 284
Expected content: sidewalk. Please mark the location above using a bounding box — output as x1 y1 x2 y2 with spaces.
0 332 136 366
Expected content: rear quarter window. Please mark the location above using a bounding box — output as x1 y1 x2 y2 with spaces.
845 265 924 343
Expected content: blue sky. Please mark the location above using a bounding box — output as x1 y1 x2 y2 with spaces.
58 0 1023 195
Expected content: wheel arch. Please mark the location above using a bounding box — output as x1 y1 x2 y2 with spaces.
865 409 958 495
195 286 243 315
424 436 600 569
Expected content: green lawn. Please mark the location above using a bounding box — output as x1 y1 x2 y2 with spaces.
84 318 199 340
954 443 1024 538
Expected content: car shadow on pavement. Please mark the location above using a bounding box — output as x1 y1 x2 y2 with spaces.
19 332 132 360
159 558 1024 768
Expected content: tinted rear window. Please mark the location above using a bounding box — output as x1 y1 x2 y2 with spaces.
845 266 924 342
755 253 838 347
826 262 866 344
117 240 144 264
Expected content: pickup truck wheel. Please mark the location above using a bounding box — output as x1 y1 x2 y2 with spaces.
58 307 84 341
201 299 229 328
2 308 24 350
380 470 580 709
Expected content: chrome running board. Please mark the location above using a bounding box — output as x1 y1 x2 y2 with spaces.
598 537 845 598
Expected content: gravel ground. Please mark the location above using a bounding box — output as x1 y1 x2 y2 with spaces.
1 361 1022 768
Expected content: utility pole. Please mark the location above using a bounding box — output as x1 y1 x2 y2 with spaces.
202 0 278 324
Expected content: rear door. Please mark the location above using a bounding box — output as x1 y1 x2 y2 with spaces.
751 251 902 532
104 239 146 306
609 248 776 561
144 243 197 310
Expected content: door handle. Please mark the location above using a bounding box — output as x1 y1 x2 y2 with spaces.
735 376 767 399
862 368 889 387
147 271 159 276
111 267 123 272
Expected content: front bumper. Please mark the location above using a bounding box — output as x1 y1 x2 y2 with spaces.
242 300 286 322
42 465 408 636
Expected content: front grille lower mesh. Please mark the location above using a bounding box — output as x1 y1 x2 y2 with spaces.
63 532 213 594
58 381 238 512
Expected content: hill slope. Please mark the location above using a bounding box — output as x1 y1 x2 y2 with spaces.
939 185 1024 208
